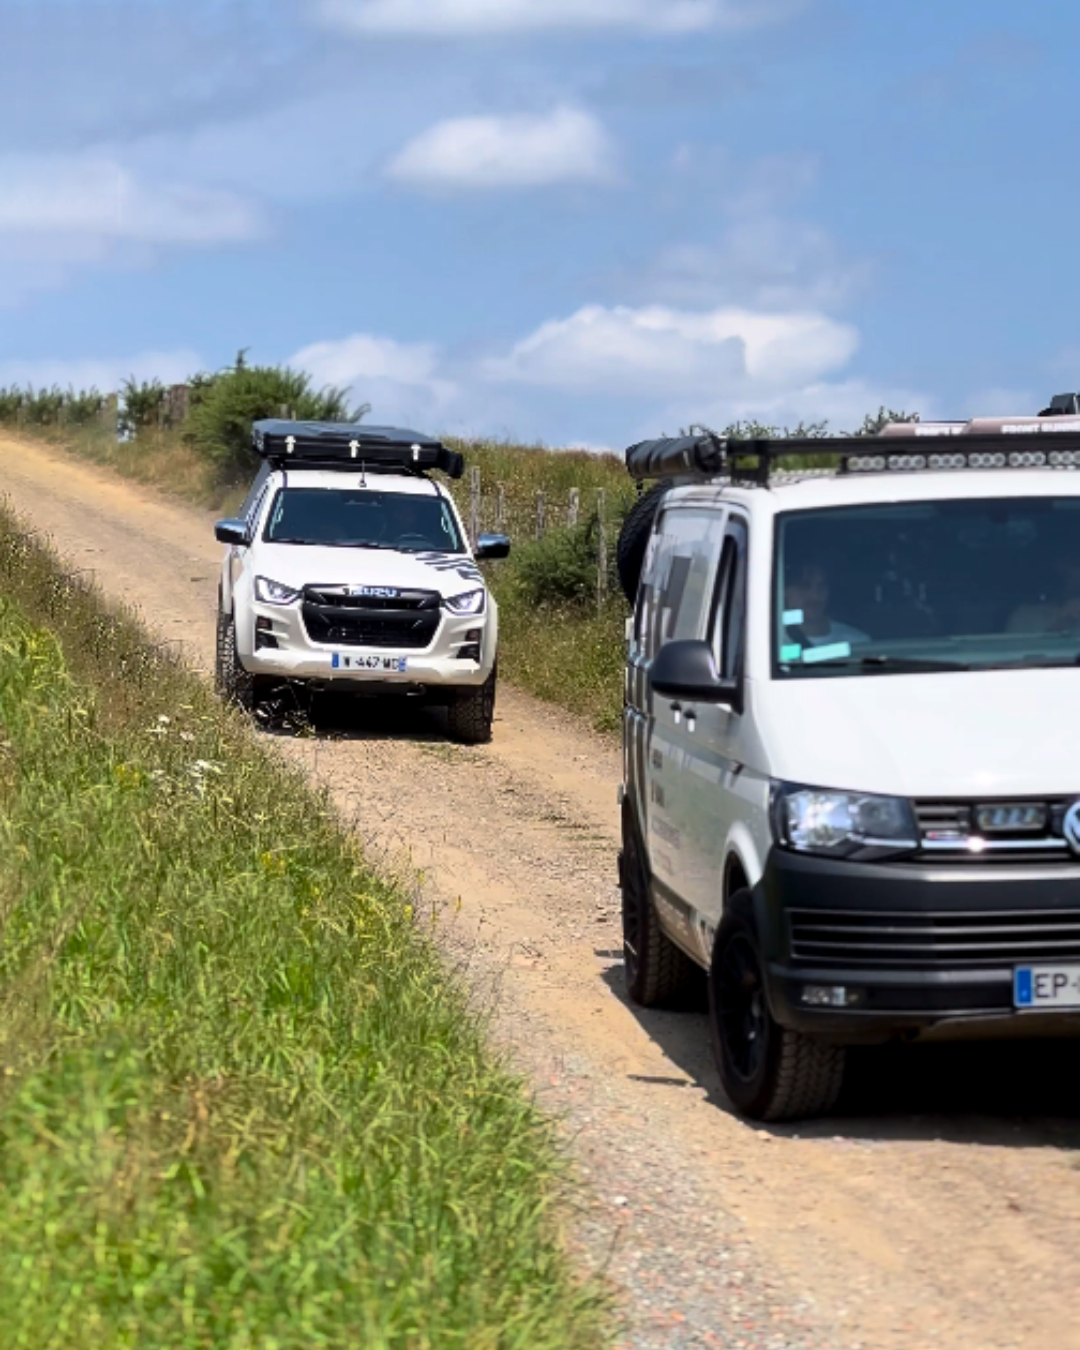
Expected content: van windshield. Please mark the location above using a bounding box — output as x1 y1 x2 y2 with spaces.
775 496 1080 677
264 488 465 553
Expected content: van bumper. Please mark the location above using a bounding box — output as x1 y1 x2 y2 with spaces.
756 849 1080 1042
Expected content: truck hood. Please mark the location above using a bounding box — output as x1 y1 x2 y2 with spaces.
756 668 1080 799
251 543 483 600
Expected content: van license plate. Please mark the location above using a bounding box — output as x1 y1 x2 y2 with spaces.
332 654 408 673
1014 965 1080 1009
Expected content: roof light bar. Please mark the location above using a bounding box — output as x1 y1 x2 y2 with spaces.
625 416 1080 485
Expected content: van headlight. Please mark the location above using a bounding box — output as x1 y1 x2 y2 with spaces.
255 576 301 605
771 783 917 860
443 588 486 616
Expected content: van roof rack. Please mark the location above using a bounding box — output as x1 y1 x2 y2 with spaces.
625 414 1080 487
251 419 465 479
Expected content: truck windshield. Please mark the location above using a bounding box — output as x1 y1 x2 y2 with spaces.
775 496 1080 677
263 488 465 553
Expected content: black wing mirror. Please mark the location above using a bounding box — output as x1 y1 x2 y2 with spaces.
215 518 249 547
475 533 511 560
649 639 740 708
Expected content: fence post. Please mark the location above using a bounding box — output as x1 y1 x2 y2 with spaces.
469 466 481 546
101 393 118 434
535 489 546 539
495 482 505 534
567 487 580 529
596 489 608 614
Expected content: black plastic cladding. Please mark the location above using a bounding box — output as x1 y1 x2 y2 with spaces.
624 430 1080 486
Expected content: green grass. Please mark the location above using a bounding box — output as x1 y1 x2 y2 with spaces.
0 506 610 1349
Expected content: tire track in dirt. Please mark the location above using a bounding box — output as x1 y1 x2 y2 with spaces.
3 434 1079 1350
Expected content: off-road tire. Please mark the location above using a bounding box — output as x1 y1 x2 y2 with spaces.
616 480 671 604
709 897 845 1122
621 809 705 1008
447 667 496 745
215 608 256 713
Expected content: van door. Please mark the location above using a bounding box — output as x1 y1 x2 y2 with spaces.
678 512 751 949
641 504 727 921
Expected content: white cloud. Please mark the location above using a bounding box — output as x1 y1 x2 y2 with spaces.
0 350 204 394
640 219 871 310
316 0 775 37
288 332 460 426
0 154 259 243
484 303 859 397
385 106 615 190
0 151 261 306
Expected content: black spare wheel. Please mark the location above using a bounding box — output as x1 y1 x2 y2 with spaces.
616 481 671 603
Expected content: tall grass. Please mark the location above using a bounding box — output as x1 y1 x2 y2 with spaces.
0 506 610 1349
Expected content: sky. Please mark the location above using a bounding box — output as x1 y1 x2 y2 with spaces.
0 0 1077 449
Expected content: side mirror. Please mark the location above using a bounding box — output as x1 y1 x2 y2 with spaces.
475 533 511 560
649 639 740 708
215 518 249 547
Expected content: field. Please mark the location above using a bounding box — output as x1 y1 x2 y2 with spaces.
0 503 610 1348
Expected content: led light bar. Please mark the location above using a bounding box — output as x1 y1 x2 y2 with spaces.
624 416 1080 485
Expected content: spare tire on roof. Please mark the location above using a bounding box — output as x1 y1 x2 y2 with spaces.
616 480 671 604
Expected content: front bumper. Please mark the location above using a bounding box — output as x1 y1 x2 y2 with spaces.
756 848 1080 1042
237 599 495 688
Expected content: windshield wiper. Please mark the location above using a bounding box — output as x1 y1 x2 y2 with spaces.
857 654 971 672
796 654 971 672
270 539 395 549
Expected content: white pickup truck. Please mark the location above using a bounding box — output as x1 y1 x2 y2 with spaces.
214 420 510 743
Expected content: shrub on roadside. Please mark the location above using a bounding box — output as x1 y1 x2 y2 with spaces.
183 351 370 479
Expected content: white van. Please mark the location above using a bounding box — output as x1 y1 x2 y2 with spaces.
619 416 1080 1120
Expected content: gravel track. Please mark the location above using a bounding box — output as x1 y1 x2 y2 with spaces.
3 434 1079 1350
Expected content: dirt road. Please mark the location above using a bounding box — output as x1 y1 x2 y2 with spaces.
3 434 1079 1350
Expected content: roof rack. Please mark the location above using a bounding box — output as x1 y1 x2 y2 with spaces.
625 415 1080 486
251 420 465 480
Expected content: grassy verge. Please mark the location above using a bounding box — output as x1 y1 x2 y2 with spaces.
0 505 609 1348
3 424 629 734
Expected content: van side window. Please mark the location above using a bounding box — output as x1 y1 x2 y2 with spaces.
637 506 727 660
712 516 748 681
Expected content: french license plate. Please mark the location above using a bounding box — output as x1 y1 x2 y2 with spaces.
331 653 408 673
1014 965 1080 1010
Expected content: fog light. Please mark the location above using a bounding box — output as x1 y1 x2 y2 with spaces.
465 628 482 642
255 616 279 650
801 984 862 1008
456 643 481 662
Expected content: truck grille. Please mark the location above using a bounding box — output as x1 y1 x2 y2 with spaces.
789 908 1080 969
302 585 441 650
912 798 1077 863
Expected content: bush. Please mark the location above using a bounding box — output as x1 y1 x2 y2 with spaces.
509 506 624 609
183 351 369 479
119 377 166 434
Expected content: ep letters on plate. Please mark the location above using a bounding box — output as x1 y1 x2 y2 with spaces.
332 654 408 672
1014 965 1080 1009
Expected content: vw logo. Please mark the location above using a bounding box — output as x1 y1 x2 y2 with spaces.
1063 801 1080 855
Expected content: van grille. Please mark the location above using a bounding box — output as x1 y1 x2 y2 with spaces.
789 908 1080 969
912 798 1077 863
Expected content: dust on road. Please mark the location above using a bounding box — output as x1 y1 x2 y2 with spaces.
3 433 1079 1350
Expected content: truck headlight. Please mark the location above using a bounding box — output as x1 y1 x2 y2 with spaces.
255 576 301 606
771 783 917 860
444 588 486 616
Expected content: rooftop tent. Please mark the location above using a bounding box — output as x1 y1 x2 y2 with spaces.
251 420 465 479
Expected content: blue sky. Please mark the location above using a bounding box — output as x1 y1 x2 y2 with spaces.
0 0 1076 448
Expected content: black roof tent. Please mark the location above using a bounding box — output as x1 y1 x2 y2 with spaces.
625 417 1080 487
251 420 465 480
